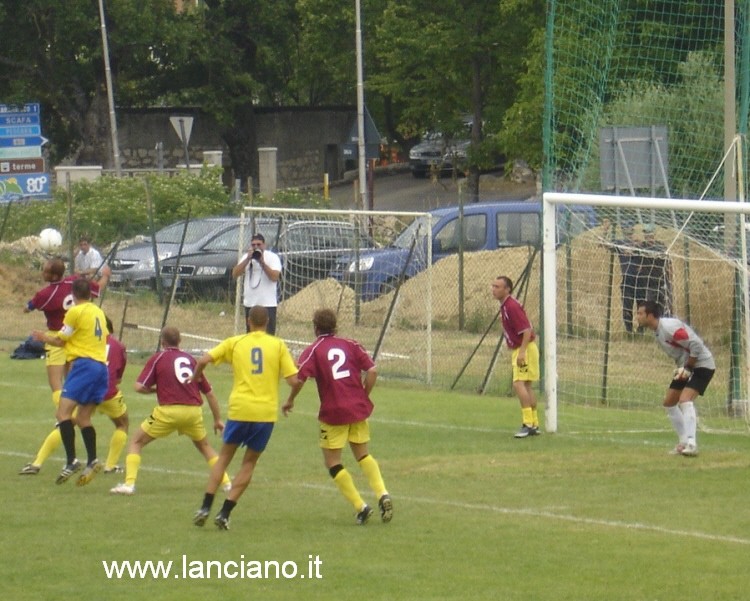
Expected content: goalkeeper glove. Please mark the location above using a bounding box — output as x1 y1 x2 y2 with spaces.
673 366 692 381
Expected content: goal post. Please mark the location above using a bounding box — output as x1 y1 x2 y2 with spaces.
238 206 435 384
543 192 750 434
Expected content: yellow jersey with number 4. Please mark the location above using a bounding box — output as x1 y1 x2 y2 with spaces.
57 301 107 363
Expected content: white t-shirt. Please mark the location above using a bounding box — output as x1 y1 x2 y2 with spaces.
74 247 106 275
654 317 715 370
240 249 282 307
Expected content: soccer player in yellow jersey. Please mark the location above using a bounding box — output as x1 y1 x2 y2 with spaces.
32 278 108 486
192 306 300 530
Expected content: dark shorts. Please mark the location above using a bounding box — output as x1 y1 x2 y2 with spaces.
223 420 274 452
669 367 715 396
62 358 108 405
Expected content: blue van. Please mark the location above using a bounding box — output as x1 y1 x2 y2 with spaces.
329 200 597 300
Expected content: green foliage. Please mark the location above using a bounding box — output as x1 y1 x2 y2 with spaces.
0 170 238 246
0 170 334 246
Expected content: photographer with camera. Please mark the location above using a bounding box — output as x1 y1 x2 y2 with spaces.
231 233 282 334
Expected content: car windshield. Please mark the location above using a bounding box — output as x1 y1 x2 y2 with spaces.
392 216 430 249
154 221 231 245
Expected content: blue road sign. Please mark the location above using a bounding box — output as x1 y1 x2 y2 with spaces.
0 103 39 114
0 135 47 148
0 125 41 137
0 113 39 126
0 172 50 202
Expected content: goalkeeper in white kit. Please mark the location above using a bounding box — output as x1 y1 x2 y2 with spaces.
636 300 715 457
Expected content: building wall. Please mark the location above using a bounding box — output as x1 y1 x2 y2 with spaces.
116 107 354 189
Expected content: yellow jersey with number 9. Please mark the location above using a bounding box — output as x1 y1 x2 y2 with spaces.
208 331 298 422
57 301 108 363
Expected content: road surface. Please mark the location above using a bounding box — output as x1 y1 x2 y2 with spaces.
328 168 537 213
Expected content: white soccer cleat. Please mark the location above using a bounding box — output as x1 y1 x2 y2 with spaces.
222 482 232 493
668 443 686 455
681 441 699 457
110 483 136 495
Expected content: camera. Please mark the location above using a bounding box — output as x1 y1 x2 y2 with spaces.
251 249 262 261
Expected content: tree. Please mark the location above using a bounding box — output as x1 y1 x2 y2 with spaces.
0 0 194 166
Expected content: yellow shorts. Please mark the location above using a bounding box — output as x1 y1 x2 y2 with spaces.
96 390 128 420
141 405 207 441
319 420 370 450
45 342 66 367
512 341 540 382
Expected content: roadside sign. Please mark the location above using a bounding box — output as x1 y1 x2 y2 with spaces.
0 158 45 174
0 146 42 159
0 135 48 148
0 103 47 162
0 125 41 137
170 115 194 144
0 172 50 202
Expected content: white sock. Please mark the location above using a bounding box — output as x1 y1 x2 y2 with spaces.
680 401 697 444
666 405 686 443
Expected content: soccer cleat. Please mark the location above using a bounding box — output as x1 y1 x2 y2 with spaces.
18 463 41 475
214 513 230 530
530 426 541 436
193 509 210 527
103 466 123 474
55 460 82 484
681 441 699 457
668 443 686 455
222 482 232 493
76 459 102 487
110 482 135 495
378 494 393 523
355 504 373 525
514 424 536 439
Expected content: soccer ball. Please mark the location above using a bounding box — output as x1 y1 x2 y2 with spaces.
38 228 63 251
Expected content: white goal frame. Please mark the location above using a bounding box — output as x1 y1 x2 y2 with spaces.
542 192 750 433
237 205 435 384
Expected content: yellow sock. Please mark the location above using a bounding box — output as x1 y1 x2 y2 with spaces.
208 456 231 488
125 453 141 486
358 454 387 498
51 389 62 407
105 429 128 470
33 428 62 466
333 468 365 511
532 408 540 428
522 407 534 427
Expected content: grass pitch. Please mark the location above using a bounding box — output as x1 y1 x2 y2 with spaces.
1 354 749 601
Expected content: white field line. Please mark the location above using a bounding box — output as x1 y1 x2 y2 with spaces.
2 448 747 547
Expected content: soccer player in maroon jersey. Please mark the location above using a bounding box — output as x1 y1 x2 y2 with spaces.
97 316 130 473
19 258 108 475
109 326 230 495
283 308 392 525
491 275 541 438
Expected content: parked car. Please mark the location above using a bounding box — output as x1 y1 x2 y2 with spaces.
158 218 378 300
109 217 255 288
408 117 473 178
329 200 598 300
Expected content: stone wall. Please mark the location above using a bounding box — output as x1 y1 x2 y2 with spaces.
115 106 355 189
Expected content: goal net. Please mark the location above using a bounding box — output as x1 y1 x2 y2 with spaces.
542 192 750 434
238 206 435 384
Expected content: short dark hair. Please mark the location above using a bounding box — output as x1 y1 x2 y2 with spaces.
313 308 337 335
72 277 91 300
161 326 181 347
248 305 269 328
638 299 662 318
251 233 265 243
496 275 513 293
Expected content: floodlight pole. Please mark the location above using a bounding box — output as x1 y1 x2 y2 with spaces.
355 0 367 210
98 0 122 175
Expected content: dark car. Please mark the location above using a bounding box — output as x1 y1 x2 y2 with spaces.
159 218 377 300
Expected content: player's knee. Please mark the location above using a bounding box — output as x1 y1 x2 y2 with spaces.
328 464 344 479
